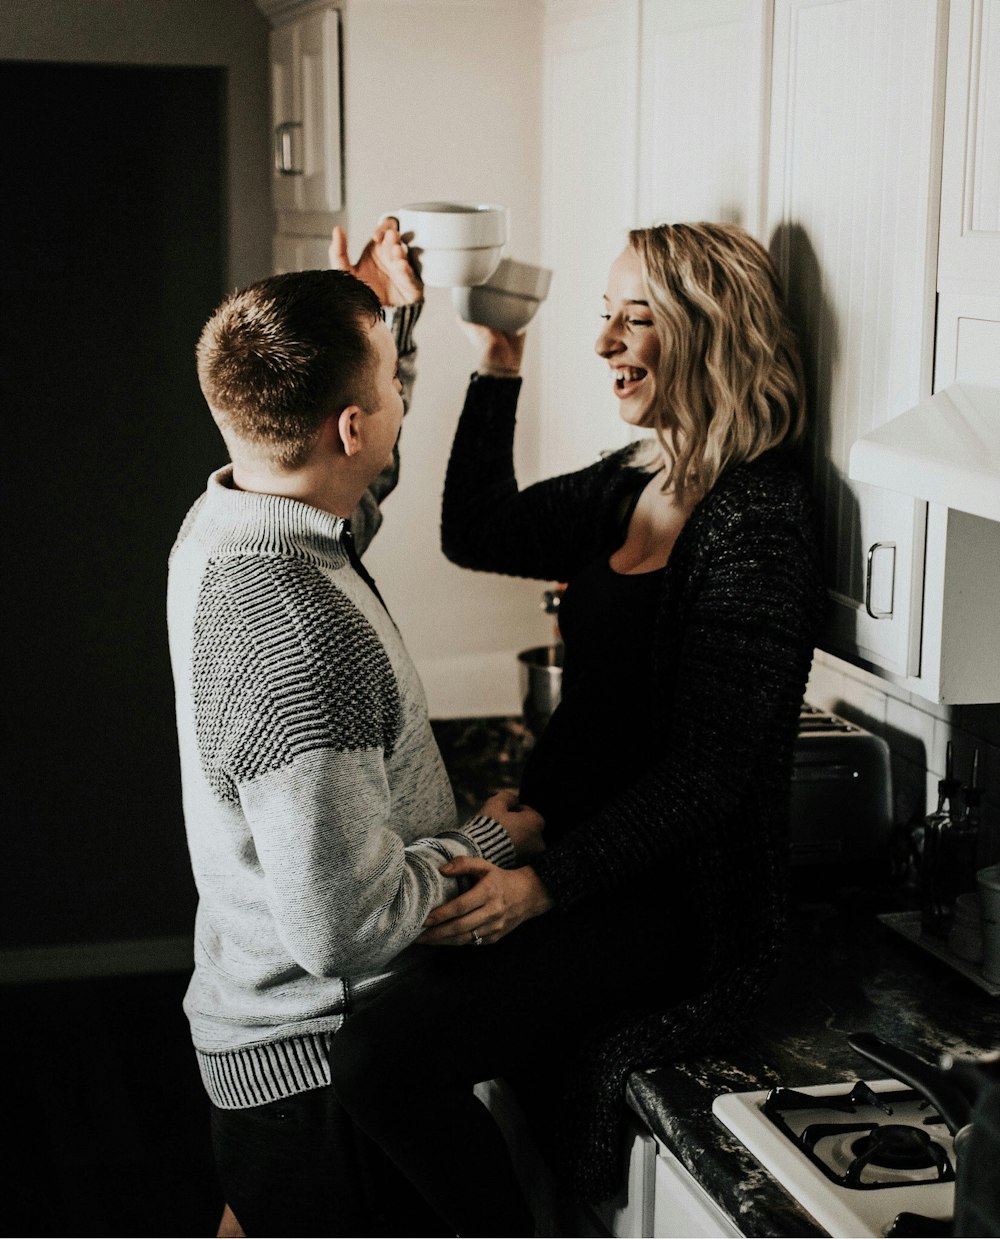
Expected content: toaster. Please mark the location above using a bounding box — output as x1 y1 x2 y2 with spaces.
788 704 893 868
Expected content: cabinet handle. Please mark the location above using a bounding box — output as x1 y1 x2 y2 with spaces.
274 122 303 176
864 541 896 619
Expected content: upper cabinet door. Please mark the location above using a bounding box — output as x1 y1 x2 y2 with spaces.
938 0 1000 295
270 8 342 216
637 0 770 238
539 0 641 477
767 0 947 678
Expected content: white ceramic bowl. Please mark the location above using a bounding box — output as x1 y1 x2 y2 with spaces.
392 202 508 288
452 258 553 331
416 245 505 289
394 202 508 249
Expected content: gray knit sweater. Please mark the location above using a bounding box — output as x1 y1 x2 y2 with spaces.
168 309 514 1109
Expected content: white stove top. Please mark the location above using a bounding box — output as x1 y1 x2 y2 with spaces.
713 1079 955 1238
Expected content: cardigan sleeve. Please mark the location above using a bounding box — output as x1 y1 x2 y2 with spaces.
531 483 825 908
441 373 645 581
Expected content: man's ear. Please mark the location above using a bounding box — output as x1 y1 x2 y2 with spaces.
334 405 364 458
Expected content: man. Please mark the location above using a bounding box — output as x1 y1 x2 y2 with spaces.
167 221 543 1235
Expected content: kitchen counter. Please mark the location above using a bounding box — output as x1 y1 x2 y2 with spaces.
626 885 1000 1237
432 716 1000 1239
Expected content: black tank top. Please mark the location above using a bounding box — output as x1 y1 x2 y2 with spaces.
518 555 662 844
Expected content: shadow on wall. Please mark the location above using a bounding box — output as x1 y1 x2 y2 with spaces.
769 221 863 651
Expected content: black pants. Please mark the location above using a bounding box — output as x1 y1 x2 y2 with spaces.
210 1081 452 1237
328 887 700 1238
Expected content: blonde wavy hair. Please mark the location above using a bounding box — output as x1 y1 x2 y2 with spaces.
628 222 806 502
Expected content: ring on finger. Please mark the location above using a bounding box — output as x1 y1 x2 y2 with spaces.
471 928 484 947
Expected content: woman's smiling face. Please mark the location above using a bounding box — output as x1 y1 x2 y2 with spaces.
595 246 661 426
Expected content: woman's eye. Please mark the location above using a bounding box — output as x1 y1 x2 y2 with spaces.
626 318 653 328
599 313 611 321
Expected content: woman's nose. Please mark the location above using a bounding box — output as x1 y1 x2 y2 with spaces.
595 320 624 358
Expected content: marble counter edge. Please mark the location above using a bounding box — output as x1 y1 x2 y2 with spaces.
625 1065 825 1238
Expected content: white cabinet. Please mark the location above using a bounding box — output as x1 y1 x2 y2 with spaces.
920 293 1000 703
538 0 771 480
538 0 642 478
269 6 343 219
766 0 947 679
845 0 1000 704
636 0 770 238
272 232 332 274
938 0 1000 295
589 1118 743 1239
651 1141 743 1238
542 0 950 683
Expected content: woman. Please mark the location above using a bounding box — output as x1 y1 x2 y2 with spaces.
328 222 827 1236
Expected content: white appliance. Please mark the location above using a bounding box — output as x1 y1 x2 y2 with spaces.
713 1078 955 1238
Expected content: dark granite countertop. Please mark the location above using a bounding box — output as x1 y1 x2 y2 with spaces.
626 887 1000 1237
432 717 1000 1238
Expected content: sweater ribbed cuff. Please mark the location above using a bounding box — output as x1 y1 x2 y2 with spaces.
471 369 523 385
458 813 518 869
384 302 422 354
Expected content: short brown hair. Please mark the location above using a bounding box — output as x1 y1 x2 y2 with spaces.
628 222 806 502
196 269 382 469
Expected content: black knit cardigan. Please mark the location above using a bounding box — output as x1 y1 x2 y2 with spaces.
441 374 828 1201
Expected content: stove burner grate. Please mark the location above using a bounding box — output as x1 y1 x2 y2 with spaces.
850 1125 942 1172
762 1083 955 1190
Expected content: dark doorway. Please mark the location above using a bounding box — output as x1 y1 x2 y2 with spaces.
1 61 227 952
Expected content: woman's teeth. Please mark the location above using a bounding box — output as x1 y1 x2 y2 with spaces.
614 367 647 389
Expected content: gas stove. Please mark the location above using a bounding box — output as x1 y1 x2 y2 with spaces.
713 1078 954 1237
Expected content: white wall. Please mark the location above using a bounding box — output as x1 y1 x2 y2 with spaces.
2 0 273 290
7 0 554 719
337 0 554 715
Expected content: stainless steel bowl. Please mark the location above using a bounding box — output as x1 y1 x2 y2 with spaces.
517 644 563 737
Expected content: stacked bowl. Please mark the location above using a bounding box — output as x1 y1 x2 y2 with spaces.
453 257 553 332
394 202 508 288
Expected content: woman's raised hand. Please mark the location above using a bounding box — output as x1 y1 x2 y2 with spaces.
458 320 526 377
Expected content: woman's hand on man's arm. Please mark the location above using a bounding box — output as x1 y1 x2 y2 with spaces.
417 861 553 947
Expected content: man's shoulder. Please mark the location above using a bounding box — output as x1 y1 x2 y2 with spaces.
169 492 208 563
196 553 384 663
191 554 404 790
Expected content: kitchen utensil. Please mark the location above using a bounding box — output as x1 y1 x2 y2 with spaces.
452 257 552 332
848 1034 979 1138
977 864 1000 984
392 202 507 287
517 644 563 738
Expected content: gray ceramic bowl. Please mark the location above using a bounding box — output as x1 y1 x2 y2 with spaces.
453 257 553 329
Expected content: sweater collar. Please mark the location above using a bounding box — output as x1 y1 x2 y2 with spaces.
194 465 351 569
